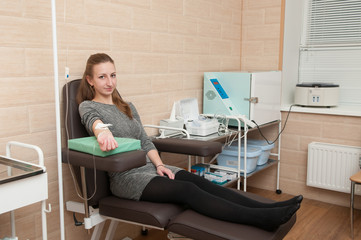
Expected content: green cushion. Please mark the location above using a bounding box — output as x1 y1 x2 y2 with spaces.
68 136 141 157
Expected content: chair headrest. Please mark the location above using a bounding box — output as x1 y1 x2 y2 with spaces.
62 79 89 140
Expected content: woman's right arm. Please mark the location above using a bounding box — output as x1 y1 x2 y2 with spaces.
79 102 118 152
92 120 118 152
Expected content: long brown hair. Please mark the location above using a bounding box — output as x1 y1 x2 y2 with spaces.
77 53 133 119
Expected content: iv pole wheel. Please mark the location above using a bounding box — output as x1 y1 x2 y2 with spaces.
276 189 282 194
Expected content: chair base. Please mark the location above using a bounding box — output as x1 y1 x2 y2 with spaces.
66 200 169 240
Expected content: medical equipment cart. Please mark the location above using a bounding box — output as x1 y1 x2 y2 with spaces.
0 141 50 240
186 115 281 192
147 116 282 193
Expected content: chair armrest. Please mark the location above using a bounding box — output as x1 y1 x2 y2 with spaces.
61 148 147 172
152 138 222 157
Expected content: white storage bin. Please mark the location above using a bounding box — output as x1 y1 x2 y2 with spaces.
217 145 262 173
232 139 275 165
248 139 275 165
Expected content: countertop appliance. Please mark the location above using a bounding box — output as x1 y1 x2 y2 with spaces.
294 83 339 107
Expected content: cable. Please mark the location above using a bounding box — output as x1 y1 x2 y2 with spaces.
251 104 296 145
64 77 97 202
213 113 246 149
73 212 83 226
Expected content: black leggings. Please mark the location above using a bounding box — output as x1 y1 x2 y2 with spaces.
140 170 299 231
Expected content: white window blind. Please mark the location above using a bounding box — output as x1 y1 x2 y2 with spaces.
299 0 361 105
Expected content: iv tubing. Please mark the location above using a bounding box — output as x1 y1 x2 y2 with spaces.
51 0 65 239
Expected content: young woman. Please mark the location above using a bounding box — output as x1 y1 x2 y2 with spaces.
77 53 302 231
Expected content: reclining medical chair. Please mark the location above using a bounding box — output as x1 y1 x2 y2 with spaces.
62 79 296 240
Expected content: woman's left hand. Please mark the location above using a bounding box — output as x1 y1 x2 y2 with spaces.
156 165 175 179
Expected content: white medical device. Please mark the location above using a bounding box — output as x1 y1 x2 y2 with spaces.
159 99 220 137
203 71 282 127
185 116 220 136
294 83 339 107
159 118 184 137
207 78 241 116
177 98 219 136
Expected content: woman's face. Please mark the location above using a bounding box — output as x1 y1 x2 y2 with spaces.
87 61 117 99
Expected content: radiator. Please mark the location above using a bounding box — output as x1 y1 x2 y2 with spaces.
307 142 361 194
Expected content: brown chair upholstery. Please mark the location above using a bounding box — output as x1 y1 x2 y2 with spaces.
153 138 222 157
62 79 183 226
62 79 296 239
168 190 296 240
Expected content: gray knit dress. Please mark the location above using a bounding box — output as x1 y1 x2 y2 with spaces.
79 100 181 200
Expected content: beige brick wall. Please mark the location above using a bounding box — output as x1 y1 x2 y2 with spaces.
0 0 242 239
2 0 359 239
239 0 361 210
247 112 361 208
280 113 361 206
241 0 283 70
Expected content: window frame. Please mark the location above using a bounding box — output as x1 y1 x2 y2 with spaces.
281 0 361 116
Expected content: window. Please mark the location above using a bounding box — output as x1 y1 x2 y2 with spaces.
298 0 361 106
